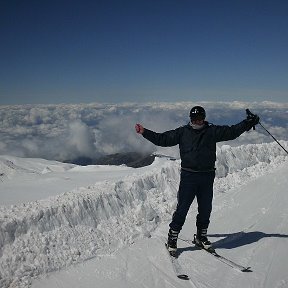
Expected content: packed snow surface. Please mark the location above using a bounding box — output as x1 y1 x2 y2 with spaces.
0 141 288 288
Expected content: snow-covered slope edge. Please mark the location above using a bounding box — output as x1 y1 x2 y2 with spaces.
0 141 287 288
215 140 288 177
0 159 180 288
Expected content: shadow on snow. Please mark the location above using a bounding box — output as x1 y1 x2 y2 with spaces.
209 231 288 249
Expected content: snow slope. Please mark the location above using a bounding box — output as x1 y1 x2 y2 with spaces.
32 159 288 288
0 155 134 206
0 141 288 288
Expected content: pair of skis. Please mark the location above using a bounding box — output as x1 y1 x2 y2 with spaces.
165 236 252 280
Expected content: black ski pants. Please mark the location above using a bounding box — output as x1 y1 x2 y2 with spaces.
169 169 215 232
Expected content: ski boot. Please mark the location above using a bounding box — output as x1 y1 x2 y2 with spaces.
166 229 179 257
193 228 213 251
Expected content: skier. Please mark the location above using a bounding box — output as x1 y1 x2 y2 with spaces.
135 106 259 256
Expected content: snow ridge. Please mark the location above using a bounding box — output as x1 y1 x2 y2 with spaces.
216 140 288 177
0 141 287 288
0 160 180 288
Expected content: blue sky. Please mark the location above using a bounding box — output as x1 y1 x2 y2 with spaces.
0 0 287 105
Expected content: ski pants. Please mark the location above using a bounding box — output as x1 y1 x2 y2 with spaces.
169 169 215 232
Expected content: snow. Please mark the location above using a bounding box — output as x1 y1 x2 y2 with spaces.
0 141 288 288
0 155 134 206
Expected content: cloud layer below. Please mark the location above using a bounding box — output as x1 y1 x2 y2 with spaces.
0 101 287 161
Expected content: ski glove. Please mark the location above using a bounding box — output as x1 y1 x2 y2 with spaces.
245 113 260 131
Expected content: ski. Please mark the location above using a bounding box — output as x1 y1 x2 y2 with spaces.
180 237 252 272
164 244 189 280
194 244 252 272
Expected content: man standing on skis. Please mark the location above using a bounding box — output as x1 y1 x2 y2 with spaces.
135 106 259 256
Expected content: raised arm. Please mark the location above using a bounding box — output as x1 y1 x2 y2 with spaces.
135 123 181 147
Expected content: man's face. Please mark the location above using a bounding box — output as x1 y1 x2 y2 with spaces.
192 119 204 125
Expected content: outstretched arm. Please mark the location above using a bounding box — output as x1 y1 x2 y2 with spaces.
214 112 260 142
135 123 181 147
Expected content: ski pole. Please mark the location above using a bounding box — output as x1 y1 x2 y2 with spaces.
258 121 288 155
246 109 288 155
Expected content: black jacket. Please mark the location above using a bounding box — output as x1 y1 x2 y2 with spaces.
143 120 251 171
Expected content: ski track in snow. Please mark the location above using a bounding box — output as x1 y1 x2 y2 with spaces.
0 141 288 288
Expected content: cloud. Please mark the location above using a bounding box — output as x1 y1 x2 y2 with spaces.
0 101 287 162
67 120 95 157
